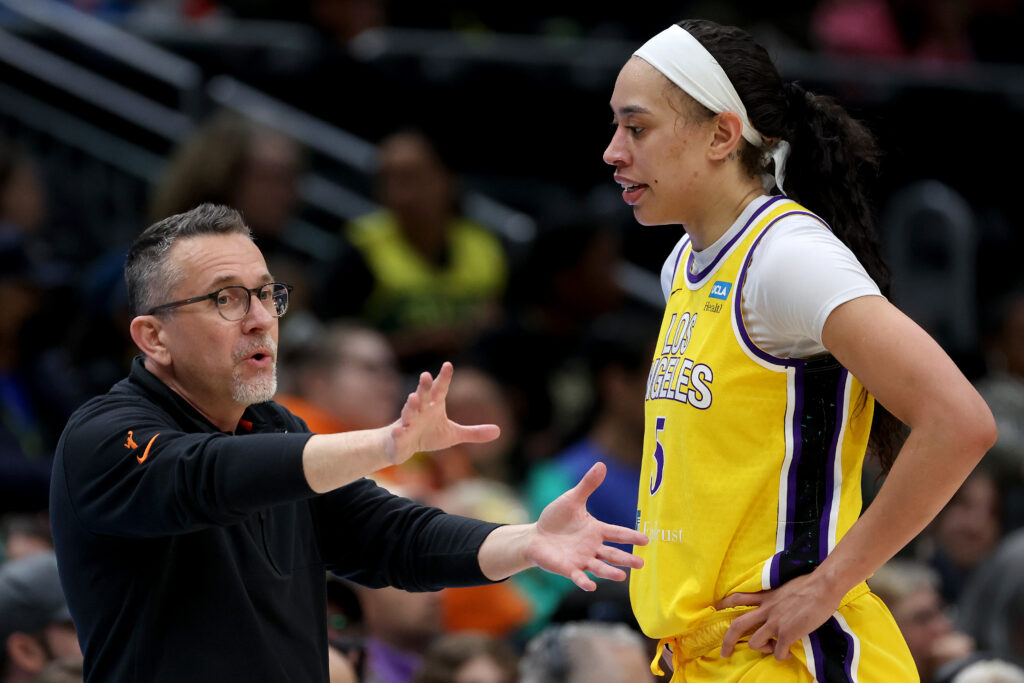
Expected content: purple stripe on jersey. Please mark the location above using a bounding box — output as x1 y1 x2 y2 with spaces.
670 235 691 291
770 545 781 588
844 620 856 681
809 617 856 682
769 361 806 589
809 630 826 681
732 210 822 367
685 195 785 285
819 368 850 562
785 364 806 550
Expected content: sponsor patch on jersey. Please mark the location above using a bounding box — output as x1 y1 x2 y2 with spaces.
709 281 732 300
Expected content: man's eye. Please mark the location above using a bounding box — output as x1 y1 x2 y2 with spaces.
258 289 272 300
217 294 231 305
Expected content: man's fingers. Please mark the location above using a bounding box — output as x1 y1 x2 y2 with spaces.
571 570 597 592
430 362 454 401
596 545 643 568
600 523 649 549
400 392 421 424
570 462 607 502
416 371 433 399
586 559 626 583
453 423 501 444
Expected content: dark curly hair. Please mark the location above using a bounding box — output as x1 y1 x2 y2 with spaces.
675 19 906 471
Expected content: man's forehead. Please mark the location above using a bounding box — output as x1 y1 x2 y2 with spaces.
169 233 271 287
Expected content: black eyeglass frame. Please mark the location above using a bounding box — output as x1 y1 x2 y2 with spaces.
146 282 294 321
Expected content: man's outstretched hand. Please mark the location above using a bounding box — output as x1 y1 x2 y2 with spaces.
389 362 501 465
478 463 649 590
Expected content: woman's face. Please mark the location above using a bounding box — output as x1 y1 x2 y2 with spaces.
603 57 712 227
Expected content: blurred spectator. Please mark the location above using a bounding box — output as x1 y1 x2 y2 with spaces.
314 130 508 373
869 558 975 681
0 138 47 250
525 307 657 547
356 584 443 683
377 367 533 642
516 308 654 637
0 552 81 683
812 0 975 64
54 1 222 23
957 529 1024 666
467 215 624 463
30 657 83 683
327 645 358 683
0 238 76 514
519 621 654 683
309 0 387 43
0 514 52 563
326 578 367 680
413 632 519 683
914 466 1003 605
975 284 1024 495
431 477 533 641
933 656 1024 683
385 366 521 499
812 0 1024 65
276 320 402 434
148 109 318 311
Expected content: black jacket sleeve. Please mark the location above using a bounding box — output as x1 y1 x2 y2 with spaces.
56 394 315 538
311 479 502 591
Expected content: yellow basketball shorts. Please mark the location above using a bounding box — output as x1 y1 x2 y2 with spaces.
653 591 918 682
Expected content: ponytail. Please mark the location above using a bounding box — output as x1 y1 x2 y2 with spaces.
780 81 890 298
678 19 906 471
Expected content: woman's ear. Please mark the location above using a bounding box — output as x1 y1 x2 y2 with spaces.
707 111 745 161
129 315 171 367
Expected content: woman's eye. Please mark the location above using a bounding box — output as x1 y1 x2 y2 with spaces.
629 126 644 136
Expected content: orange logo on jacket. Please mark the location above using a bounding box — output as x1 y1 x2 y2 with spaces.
124 430 159 464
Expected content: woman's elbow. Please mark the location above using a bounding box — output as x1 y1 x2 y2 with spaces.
963 397 998 459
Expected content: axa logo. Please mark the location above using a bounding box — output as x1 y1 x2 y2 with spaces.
709 281 732 301
124 430 159 464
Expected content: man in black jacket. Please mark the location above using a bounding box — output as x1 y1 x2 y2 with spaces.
49 203 647 682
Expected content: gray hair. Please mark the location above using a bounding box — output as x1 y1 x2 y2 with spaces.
125 203 251 316
519 621 648 683
953 659 1024 683
867 559 941 607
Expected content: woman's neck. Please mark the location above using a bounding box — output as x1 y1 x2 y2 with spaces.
686 182 765 252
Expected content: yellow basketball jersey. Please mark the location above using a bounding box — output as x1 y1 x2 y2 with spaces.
631 197 874 648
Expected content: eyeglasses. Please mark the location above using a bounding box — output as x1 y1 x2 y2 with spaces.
146 282 293 321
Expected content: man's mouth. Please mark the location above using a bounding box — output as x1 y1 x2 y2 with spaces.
235 339 277 366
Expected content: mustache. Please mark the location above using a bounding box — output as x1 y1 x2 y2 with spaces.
233 336 278 363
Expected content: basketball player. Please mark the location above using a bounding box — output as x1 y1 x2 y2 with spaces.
604 19 997 682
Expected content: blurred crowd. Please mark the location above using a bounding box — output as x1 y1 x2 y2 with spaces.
2 1 1024 682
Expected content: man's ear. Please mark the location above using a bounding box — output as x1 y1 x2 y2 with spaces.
129 315 171 367
6 632 47 673
707 111 745 162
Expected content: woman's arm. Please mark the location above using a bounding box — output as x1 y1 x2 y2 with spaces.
721 294 996 659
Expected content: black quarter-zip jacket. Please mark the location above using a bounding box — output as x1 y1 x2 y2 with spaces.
50 357 500 682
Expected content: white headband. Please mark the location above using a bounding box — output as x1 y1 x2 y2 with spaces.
634 25 790 193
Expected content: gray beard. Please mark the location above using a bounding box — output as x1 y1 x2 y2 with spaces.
232 366 278 405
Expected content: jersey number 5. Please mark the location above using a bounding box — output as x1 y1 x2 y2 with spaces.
650 416 666 495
